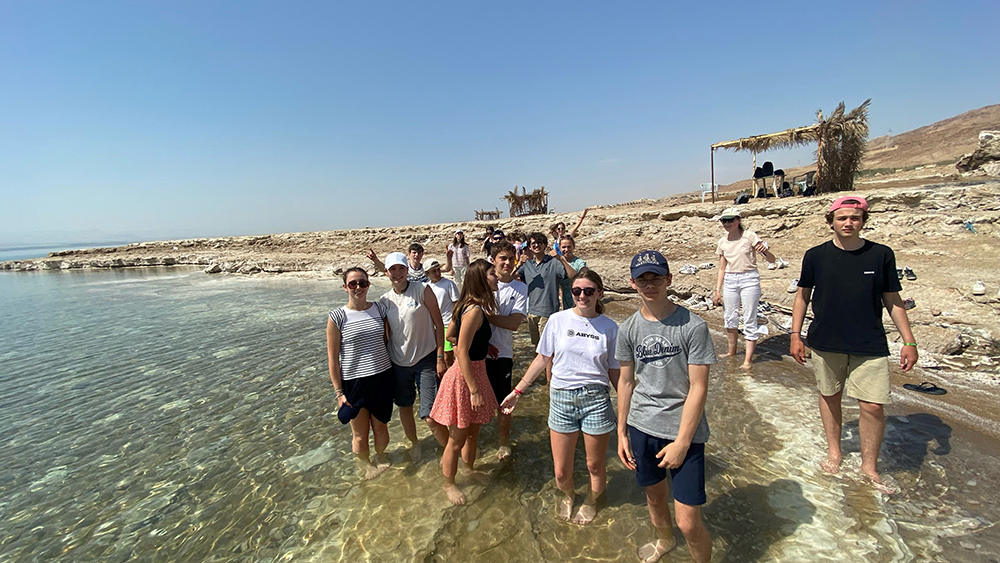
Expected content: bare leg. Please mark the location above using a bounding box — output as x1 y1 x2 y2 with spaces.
818 392 843 473
550 429 579 520
640 481 677 563
675 501 712 563
497 411 512 460
461 423 481 469
741 339 756 370
398 406 423 461
442 425 472 505
720 328 739 358
371 417 391 471
348 411 381 480
857 400 896 493
573 432 611 525
427 417 449 448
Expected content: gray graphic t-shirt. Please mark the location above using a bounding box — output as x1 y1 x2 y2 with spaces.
615 306 717 442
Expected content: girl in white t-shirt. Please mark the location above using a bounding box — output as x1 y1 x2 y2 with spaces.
500 268 620 525
445 229 471 288
712 207 776 370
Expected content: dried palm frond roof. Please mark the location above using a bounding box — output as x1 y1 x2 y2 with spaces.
711 124 821 153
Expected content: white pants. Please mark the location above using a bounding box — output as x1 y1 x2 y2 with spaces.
723 270 762 341
453 265 467 289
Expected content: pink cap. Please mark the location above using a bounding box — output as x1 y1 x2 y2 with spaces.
829 196 869 213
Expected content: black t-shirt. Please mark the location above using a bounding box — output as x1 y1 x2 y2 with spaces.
798 240 902 356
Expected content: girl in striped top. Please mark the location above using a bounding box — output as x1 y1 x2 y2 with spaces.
327 267 394 480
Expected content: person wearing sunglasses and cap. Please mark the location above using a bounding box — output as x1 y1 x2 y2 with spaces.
326 267 394 480
501 268 619 526
616 250 716 563
790 196 917 495
712 206 776 370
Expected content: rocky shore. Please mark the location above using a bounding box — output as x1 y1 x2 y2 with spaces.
4 180 999 381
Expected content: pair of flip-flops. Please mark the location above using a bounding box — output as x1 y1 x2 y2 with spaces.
896 267 917 281
903 381 946 395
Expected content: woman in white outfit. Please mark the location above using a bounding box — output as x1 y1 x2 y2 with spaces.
712 207 776 370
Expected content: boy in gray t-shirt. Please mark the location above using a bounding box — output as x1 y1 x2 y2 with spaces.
615 250 716 563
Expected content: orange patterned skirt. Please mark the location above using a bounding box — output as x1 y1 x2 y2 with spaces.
429 359 498 428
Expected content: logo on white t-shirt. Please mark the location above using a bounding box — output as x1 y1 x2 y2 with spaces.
635 334 681 367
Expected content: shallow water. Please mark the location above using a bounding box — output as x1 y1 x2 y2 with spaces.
0 269 996 562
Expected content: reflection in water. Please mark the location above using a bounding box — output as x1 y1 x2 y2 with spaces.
0 270 996 562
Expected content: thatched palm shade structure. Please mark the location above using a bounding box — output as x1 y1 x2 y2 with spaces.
504 186 549 217
708 99 871 201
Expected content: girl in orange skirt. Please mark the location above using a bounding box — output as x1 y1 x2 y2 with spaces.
430 259 499 504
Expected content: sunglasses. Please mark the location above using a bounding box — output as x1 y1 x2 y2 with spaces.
634 276 667 287
720 218 736 224
346 279 370 289
571 286 598 297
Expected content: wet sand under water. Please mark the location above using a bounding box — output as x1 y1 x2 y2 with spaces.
282 309 999 563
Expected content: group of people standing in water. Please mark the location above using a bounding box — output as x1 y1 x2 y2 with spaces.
328 196 917 563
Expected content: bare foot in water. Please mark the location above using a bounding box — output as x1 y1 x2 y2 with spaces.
739 361 752 370
571 502 596 525
409 440 422 462
556 496 573 521
638 538 677 563
718 351 737 358
356 457 383 480
862 471 899 495
375 453 391 472
819 456 842 474
444 483 467 505
497 445 512 461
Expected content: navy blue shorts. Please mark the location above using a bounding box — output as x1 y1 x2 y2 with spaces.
628 425 707 506
392 351 440 419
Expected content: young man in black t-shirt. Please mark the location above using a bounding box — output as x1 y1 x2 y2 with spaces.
790 196 917 494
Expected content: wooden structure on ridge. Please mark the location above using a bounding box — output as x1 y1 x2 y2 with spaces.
708 99 871 201
475 208 503 221
504 186 549 217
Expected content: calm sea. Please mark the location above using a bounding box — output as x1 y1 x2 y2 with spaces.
0 267 996 562
0 242 136 262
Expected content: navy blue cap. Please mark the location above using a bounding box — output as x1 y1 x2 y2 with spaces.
630 250 670 278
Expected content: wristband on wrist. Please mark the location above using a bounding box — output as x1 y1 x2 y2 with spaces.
513 387 523 395
903 342 917 347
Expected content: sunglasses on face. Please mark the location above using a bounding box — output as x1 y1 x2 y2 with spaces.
634 276 667 287
346 279 370 289
721 218 736 224
571 286 598 297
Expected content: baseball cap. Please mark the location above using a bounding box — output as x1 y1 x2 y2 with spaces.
425 259 442 271
829 196 869 213
454 228 463 234
384 252 407 269
492 229 505 239
630 250 670 278
719 207 741 219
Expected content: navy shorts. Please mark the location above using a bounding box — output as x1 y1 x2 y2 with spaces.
485 357 513 408
628 425 707 506
340 368 394 424
392 350 440 419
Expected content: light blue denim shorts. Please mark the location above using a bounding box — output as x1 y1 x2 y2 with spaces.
548 384 617 435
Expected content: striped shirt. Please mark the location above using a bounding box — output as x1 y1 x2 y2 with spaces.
329 302 392 380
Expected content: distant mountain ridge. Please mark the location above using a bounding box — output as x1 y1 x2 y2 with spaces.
864 104 1000 170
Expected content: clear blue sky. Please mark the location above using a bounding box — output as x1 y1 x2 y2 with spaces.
2 1 997 245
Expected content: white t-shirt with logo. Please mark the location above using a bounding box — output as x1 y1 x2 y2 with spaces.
489 279 528 359
536 309 620 390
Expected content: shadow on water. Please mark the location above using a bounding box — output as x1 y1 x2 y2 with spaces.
843 413 952 472
707 479 816 563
